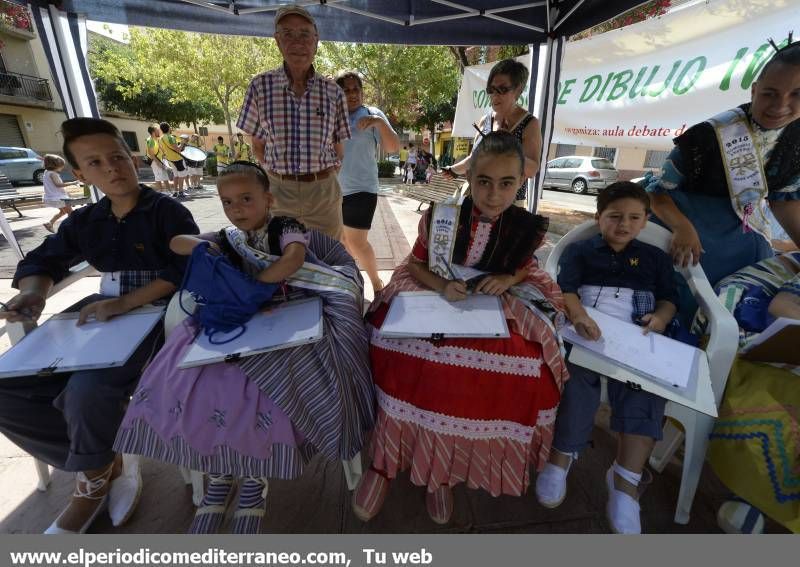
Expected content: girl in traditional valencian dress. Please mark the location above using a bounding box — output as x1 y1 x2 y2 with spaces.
353 131 568 524
115 162 375 533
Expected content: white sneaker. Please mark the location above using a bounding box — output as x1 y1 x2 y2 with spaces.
605 465 641 534
108 454 143 527
717 499 765 534
535 452 574 509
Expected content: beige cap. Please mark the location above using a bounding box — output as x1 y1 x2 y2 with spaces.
274 4 317 29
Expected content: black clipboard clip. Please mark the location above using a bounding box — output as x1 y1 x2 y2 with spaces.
626 380 642 392
430 333 445 342
37 357 62 377
224 353 242 363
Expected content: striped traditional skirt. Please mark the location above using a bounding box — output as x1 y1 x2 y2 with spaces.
114 285 375 478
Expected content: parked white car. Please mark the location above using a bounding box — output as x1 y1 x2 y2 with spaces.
542 155 619 194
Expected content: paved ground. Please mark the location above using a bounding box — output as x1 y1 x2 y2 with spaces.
0 178 783 534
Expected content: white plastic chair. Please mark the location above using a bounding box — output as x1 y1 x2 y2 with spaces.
164 293 363 506
544 221 738 524
6 261 98 491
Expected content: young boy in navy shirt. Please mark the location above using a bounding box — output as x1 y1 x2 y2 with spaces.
536 181 678 534
0 118 198 534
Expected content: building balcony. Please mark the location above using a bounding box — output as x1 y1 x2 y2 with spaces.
0 71 52 103
0 0 35 40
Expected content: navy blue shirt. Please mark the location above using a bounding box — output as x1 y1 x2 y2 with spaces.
13 186 199 288
557 234 679 307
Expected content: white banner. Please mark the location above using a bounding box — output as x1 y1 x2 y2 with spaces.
452 54 545 138
553 0 800 149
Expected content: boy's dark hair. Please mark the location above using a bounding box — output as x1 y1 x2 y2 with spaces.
60 117 129 168
335 70 363 89
758 36 800 80
487 58 529 90
159 122 171 133
217 136 224 142
469 130 525 177
220 160 270 192
147 125 156 135
596 181 650 214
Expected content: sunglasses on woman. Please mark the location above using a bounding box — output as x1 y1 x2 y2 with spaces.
486 85 515 95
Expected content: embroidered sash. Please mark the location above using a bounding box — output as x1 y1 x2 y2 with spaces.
708 107 771 239
428 189 466 279
224 227 361 301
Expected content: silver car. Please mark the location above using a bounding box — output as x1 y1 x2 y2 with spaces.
0 146 46 185
543 155 619 194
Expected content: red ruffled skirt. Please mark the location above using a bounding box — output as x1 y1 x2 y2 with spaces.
367 303 560 497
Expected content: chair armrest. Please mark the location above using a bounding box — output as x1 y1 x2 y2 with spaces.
681 263 738 406
49 262 97 296
543 221 598 278
164 291 194 337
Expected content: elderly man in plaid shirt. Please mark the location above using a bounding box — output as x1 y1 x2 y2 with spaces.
237 4 350 240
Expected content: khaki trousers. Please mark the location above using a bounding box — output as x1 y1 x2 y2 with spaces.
267 173 343 240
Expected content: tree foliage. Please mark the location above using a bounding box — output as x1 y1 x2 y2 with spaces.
89 29 281 138
413 95 457 152
90 30 461 140
571 0 671 40
318 42 460 129
89 38 224 126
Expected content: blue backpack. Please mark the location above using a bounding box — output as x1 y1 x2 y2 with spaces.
179 241 278 344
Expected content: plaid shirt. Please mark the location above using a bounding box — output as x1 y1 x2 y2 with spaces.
237 64 350 175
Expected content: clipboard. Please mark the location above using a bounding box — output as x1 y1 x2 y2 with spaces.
178 296 323 369
741 318 800 365
378 291 509 339
561 307 699 390
0 305 165 379
567 345 717 417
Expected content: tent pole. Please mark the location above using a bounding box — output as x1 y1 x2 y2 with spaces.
34 7 104 203
532 35 564 214
527 42 539 213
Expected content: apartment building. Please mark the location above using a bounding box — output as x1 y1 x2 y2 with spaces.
0 2 152 161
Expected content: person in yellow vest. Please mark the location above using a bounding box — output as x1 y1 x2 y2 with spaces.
145 124 170 193
213 136 231 174
184 133 205 191
158 122 187 199
399 145 408 172
233 132 254 163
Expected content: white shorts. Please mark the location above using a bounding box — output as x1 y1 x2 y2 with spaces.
151 161 170 182
188 166 203 177
169 160 189 178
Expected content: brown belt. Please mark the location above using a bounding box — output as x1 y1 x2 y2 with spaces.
268 167 334 182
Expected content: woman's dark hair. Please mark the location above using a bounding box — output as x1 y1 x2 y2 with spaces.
469 131 525 177
758 36 800 80
159 122 171 133
596 181 650 214
335 70 363 89
487 58 529 90
219 160 270 192
60 117 129 168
